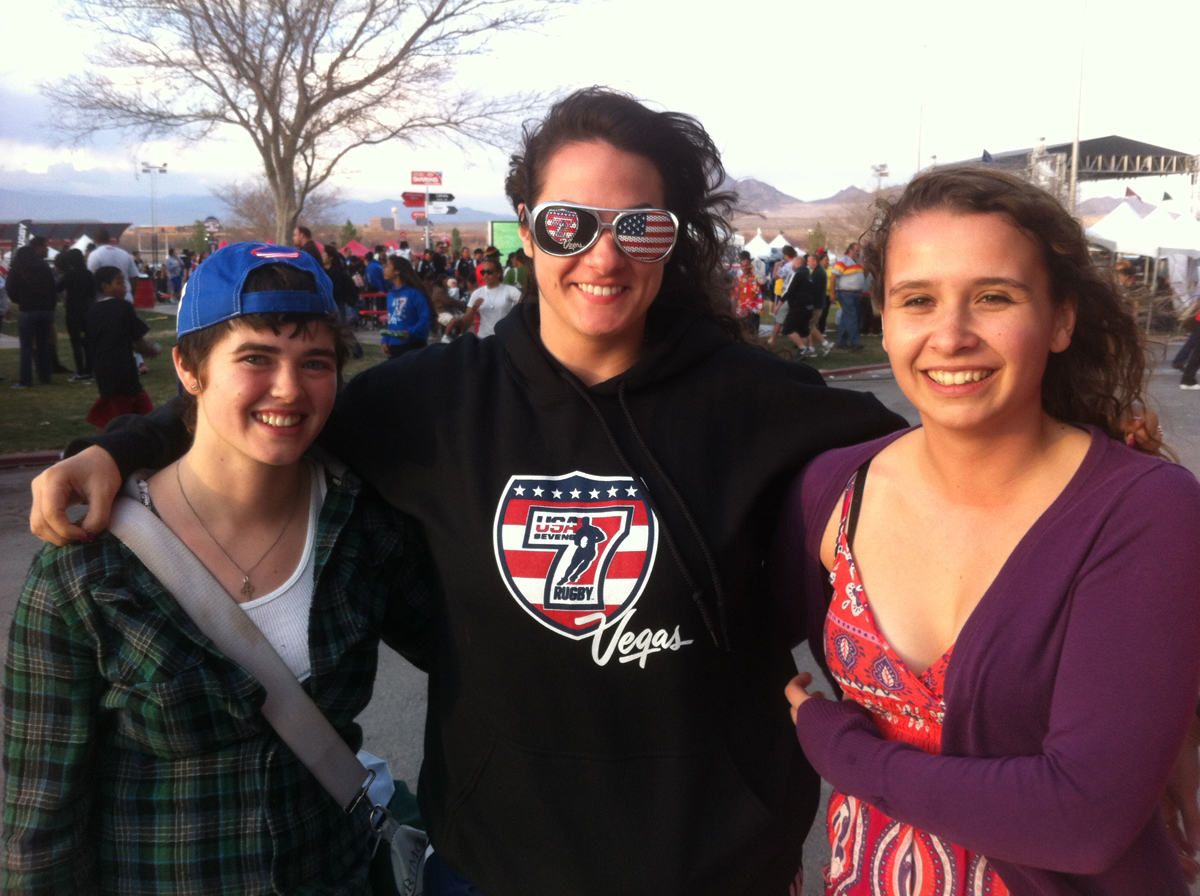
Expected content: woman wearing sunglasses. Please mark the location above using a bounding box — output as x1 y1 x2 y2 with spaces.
29 89 904 896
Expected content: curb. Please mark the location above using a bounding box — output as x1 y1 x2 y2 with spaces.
821 363 892 378
0 451 61 470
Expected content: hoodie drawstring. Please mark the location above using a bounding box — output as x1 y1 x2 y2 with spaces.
558 372 729 651
616 382 731 649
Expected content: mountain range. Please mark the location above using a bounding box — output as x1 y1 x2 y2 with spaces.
0 187 516 227
0 178 878 227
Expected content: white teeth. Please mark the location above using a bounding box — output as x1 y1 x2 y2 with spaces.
577 283 622 297
927 369 993 386
255 413 300 427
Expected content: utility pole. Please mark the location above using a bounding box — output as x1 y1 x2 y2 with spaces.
141 162 168 270
1069 0 1087 213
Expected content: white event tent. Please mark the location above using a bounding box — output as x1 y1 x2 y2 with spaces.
1086 200 1200 300
742 228 774 259
768 231 791 250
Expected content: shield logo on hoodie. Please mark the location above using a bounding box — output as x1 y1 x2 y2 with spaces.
493 472 659 639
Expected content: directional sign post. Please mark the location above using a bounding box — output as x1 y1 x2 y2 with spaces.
425 203 457 216
401 191 425 208
427 193 454 203
411 171 443 248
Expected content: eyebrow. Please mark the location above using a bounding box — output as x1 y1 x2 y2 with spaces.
888 276 1031 297
231 341 337 359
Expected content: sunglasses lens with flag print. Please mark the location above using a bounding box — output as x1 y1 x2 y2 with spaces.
528 203 678 263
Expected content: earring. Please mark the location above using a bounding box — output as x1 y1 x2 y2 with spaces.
190 384 200 392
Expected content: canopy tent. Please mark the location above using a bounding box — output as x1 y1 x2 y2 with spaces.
1141 207 1200 296
341 239 369 257
0 221 131 249
768 231 791 250
742 228 773 258
1085 201 1150 255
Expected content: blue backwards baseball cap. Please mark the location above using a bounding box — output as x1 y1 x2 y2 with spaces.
177 242 337 337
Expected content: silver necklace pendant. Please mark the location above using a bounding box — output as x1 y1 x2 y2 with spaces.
240 576 254 599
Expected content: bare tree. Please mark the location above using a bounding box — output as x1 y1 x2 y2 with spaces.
46 0 572 244
214 176 343 242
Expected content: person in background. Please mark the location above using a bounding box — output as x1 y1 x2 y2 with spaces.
293 226 323 265
84 266 160 428
55 248 95 382
86 228 140 303
6 237 57 389
815 249 833 337
779 167 1200 895
380 255 431 358
164 247 184 302
503 248 529 288
802 251 832 355
767 248 793 345
779 249 814 358
455 246 475 285
732 250 765 336
321 244 364 358
461 257 520 338
397 240 412 262
832 241 865 350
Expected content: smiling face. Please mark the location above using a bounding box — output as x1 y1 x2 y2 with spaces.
519 140 667 362
176 320 338 469
882 210 1075 436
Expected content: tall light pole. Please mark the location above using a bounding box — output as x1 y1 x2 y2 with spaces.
1069 0 1087 213
141 162 168 270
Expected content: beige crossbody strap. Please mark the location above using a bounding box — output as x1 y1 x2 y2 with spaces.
109 493 373 812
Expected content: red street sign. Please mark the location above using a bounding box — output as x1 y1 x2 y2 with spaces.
401 192 425 202
403 197 425 208
411 171 442 185
412 210 429 222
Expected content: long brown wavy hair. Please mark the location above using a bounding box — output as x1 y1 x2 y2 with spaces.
504 87 743 340
860 167 1163 455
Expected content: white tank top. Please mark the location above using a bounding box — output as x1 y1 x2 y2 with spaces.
239 460 326 681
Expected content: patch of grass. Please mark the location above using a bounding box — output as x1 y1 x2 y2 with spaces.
0 306 387 455
756 329 890 370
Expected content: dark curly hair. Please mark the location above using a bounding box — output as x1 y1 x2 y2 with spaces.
504 87 741 339
860 167 1161 454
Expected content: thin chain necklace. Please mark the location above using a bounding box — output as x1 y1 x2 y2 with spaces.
175 463 301 600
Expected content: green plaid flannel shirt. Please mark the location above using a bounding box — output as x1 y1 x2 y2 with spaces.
3 466 437 895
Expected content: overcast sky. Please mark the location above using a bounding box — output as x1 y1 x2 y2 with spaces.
2 0 1198 211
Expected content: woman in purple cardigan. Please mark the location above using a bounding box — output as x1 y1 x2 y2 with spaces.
777 168 1200 895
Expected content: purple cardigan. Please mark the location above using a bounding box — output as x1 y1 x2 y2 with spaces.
771 426 1200 895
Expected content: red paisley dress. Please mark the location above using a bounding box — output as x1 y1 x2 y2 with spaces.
821 470 1008 896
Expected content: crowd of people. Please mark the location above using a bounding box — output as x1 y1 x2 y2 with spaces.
4 87 1200 896
3 229 166 427
731 241 884 352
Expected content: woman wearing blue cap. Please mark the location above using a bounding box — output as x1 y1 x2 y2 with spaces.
2 243 435 894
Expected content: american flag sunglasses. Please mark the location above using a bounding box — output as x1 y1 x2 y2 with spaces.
524 202 679 263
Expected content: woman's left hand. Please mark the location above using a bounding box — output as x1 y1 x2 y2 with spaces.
785 672 828 723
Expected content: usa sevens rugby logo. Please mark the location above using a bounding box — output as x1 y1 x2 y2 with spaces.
493 472 658 639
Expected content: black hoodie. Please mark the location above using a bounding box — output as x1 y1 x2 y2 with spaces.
79 301 905 895
322 302 905 895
